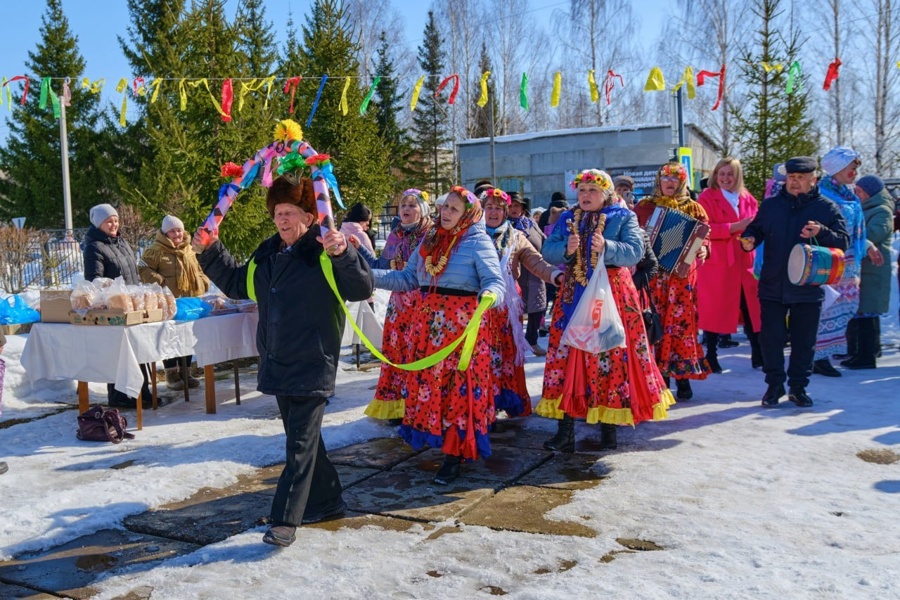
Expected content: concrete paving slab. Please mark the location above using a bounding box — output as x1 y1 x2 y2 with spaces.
517 453 610 490
0 529 199 599
460 485 598 538
343 469 496 522
393 446 552 486
0 582 58 599
329 437 423 470
124 491 271 545
304 512 435 534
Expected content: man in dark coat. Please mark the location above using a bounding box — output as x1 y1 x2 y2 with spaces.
195 175 374 547
741 156 849 408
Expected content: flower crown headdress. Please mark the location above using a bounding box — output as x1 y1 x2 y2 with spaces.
479 187 511 205
450 185 479 207
660 163 688 182
571 169 613 191
402 189 429 202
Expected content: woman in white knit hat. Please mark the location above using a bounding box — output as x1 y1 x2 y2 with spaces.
139 215 210 389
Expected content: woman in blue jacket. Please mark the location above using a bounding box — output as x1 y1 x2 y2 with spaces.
373 186 504 485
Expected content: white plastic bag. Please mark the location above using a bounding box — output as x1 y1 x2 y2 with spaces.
560 250 627 354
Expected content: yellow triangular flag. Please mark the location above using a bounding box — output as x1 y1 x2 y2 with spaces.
644 67 665 92
761 62 784 73
672 66 695 99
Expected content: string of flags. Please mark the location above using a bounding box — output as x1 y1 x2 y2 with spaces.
0 59 863 126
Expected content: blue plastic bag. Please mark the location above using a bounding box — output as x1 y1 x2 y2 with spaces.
0 295 41 325
173 297 211 321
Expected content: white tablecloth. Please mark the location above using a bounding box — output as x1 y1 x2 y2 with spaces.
22 313 259 399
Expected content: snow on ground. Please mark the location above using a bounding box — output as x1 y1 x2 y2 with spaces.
1 245 899 599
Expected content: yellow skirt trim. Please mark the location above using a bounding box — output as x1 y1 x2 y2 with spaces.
535 391 676 425
363 398 406 420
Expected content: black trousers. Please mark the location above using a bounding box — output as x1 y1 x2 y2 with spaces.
525 310 544 345
162 355 193 370
759 300 821 389
107 363 152 404
270 396 343 527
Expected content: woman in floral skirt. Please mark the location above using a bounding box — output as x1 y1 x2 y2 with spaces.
538 169 675 452
373 187 504 485
358 189 433 424
634 163 711 400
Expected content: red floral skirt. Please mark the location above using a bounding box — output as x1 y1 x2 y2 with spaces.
536 267 675 425
650 268 710 379
398 291 495 460
488 306 531 417
364 289 421 420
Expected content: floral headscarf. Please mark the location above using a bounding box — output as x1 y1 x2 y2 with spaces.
419 186 483 278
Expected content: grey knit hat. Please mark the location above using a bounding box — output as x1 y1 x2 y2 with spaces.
89 204 118 228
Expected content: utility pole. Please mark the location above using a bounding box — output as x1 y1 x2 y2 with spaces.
670 86 685 161
59 99 73 239
489 81 496 183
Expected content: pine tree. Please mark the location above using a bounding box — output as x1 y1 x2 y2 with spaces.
372 31 407 152
0 0 102 228
111 0 278 258
470 42 500 139
290 0 394 218
411 11 451 196
731 0 816 200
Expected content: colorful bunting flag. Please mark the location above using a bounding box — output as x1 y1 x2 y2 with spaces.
283 76 302 113
477 71 491 107
519 72 528 110
823 58 842 90
410 75 425 111
341 77 351 115
588 70 599 103
307 75 327 126
435 74 460 104
786 61 802 94
550 72 561 107
360 76 380 115
672 66 696 99
604 70 624 105
644 67 665 92
696 64 726 111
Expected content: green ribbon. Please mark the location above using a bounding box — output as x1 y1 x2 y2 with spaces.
359 76 381 115
39 77 61 119
786 61 802 95
520 72 529 110
319 253 494 371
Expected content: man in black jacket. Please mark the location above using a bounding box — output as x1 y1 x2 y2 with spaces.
741 157 849 408
194 175 374 547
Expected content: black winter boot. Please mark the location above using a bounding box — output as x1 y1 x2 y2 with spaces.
543 414 575 453
598 424 618 450
845 317 876 370
434 454 462 485
675 379 693 400
834 319 859 361
705 332 722 374
874 317 882 358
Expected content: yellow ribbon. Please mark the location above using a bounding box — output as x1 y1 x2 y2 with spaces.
239 78 259 111
476 71 491 107
149 79 163 103
187 78 228 118
116 78 128 126
319 253 494 371
1 77 8 108
551 71 561 107
588 69 599 103
672 66 695 99
410 75 425 111
761 62 784 73
179 79 187 110
340 77 351 115
81 77 105 94
644 67 665 91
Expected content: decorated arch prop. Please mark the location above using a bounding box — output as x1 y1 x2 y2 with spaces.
196 119 345 247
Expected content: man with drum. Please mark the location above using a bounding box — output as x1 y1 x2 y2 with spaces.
740 157 849 408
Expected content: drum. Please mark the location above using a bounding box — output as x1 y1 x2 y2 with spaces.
787 243 845 286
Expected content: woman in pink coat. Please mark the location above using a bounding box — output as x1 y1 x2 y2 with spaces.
697 157 763 372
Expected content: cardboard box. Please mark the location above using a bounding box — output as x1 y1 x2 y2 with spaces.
1 322 33 335
70 308 164 326
40 289 73 323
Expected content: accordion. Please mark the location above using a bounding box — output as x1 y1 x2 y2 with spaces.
643 205 710 278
